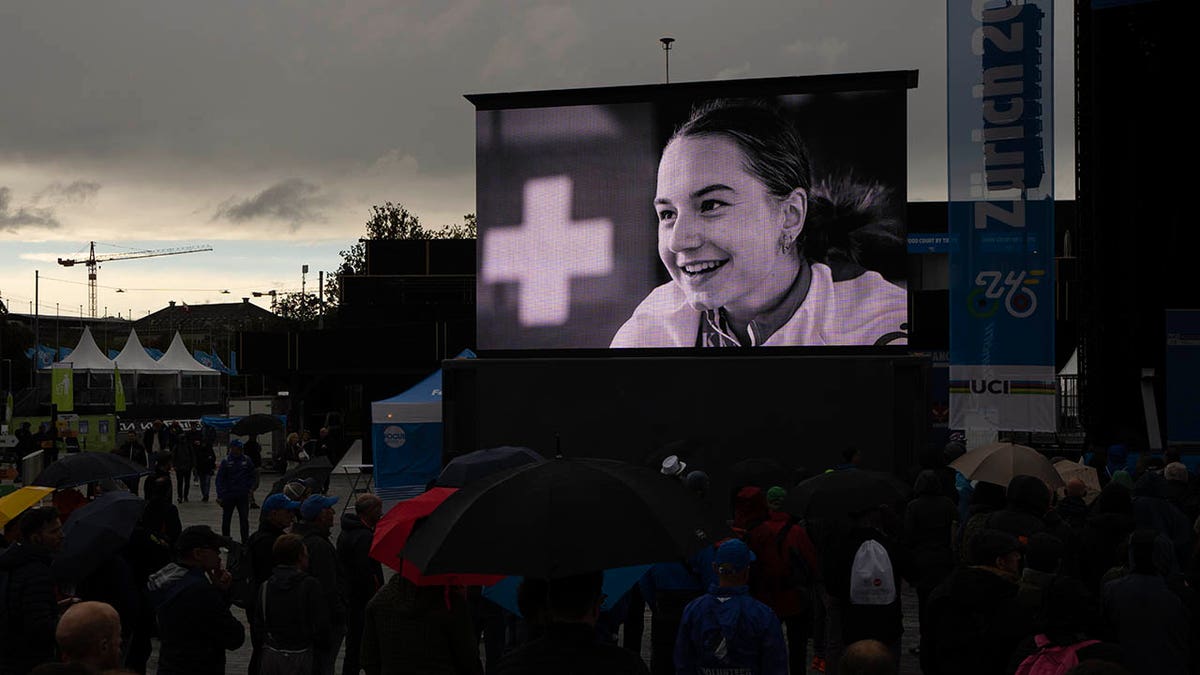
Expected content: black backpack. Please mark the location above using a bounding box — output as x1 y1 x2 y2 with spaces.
226 539 258 610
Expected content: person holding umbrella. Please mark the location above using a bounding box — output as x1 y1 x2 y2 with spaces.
494 571 649 675
673 538 787 675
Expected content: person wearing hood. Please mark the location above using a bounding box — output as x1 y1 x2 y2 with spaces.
955 481 1006 564
730 486 768 537
336 493 384 675
921 529 1031 675
902 470 958 652
1078 483 1137 594
249 533 330 675
1131 470 1195 570
674 538 787 675
0 507 65 675
146 525 245 675
1102 529 1191 675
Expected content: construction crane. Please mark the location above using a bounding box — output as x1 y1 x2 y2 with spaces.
57 241 213 318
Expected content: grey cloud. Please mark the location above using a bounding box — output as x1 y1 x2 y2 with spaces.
33 180 101 205
213 178 329 230
0 187 61 233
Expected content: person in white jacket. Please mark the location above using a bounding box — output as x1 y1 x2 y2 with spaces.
611 98 907 348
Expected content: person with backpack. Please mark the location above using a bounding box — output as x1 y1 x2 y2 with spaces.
1007 575 1123 675
240 493 299 675
674 538 788 675
820 507 908 675
746 486 820 675
292 494 346 675
250 533 330 675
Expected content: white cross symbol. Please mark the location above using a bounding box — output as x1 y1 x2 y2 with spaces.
482 176 614 326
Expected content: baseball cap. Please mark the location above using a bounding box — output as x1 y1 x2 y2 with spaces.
299 494 339 521
283 480 312 502
262 493 301 513
176 525 233 554
714 538 756 573
229 439 244 448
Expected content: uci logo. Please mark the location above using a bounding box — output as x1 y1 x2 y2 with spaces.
970 380 1011 394
383 425 406 449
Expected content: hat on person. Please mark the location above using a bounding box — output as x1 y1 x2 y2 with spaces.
970 529 1022 566
714 538 756 574
283 481 311 502
262 493 301 513
660 455 687 477
1165 462 1189 483
229 439 244 449
766 486 787 508
299 494 339 521
176 525 233 554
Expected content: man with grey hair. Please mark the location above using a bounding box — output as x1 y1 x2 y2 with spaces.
55 601 123 671
337 493 384 675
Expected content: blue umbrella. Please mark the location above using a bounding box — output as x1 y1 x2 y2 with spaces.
481 564 652 617
53 490 145 582
436 446 543 488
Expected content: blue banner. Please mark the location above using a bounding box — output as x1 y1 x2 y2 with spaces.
948 0 1056 432
1166 311 1200 444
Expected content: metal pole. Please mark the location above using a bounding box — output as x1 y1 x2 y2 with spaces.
660 37 675 84
33 270 39 387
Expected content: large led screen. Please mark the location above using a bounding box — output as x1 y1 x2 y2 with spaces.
473 72 914 351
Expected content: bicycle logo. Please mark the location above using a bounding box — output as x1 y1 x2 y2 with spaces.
967 269 1043 318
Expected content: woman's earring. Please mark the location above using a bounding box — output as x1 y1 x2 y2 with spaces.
780 235 794 254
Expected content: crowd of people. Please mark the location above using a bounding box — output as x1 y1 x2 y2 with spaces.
1 438 1198 675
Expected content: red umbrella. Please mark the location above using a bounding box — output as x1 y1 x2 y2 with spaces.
369 487 503 587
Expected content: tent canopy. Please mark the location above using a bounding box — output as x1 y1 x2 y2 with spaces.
158 332 218 373
54 327 114 372
114 329 167 372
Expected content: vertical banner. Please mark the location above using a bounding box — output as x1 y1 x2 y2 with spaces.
114 366 126 413
51 364 74 413
948 0 1056 432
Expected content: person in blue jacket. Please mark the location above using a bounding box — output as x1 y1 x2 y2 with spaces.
215 439 256 544
674 538 788 675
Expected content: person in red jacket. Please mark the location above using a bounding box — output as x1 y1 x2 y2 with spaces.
747 486 821 675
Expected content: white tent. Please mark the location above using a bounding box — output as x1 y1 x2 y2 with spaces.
157 332 218 373
54 327 114 371
114 328 168 372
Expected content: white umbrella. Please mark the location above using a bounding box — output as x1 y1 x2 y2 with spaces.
949 442 1065 491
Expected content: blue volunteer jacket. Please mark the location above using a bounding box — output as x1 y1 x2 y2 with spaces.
674 584 788 675
215 453 255 500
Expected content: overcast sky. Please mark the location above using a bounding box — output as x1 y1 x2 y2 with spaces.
0 0 1075 320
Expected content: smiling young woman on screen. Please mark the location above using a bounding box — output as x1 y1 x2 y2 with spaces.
609 98 908 348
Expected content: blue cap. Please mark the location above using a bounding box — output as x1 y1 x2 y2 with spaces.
229 439 244 448
299 494 339 521
714 538 755 573
262 493 300 513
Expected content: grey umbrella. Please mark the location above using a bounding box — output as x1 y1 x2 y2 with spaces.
949 442 1065 490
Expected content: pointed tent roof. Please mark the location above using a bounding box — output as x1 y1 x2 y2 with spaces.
157 332 218 373
54 326 115 371
114 328 167 372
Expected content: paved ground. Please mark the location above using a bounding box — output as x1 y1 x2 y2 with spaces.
149 471 922 674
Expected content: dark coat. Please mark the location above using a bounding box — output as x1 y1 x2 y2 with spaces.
822 526 908 644
985 475 1051 541
248 522 289 587
922 565 1030 675
1132 472 1195 570
336 513 383 615
0 543 59 675
495 622 648 675
292 522 347 627
142 426 171 454
1103 572 1191 675
146 563 245 675
215 453 256 500
360 575 483 675
115 439 148 468
904 471 959 591
250 565 330 652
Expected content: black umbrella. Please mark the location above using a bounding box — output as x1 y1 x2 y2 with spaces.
435 446 543 487
53 491 145 582
33 452 150 489
781 469 911 519
726 457 793 490
231 413 282 436
269 456 334 495
404 457 719 579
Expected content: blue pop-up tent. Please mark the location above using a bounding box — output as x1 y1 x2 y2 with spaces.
371 350 475 501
